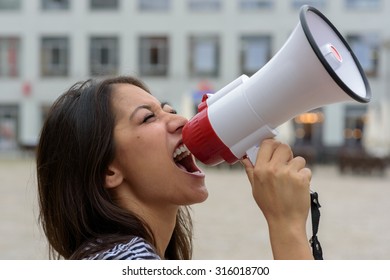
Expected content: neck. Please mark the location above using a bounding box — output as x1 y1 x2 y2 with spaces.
145 205 178 258
122 199 178 258
111 185 179 258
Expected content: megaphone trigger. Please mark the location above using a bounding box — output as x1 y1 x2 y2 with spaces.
245 145 259 166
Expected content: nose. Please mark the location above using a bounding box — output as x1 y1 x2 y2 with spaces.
166 112 188 134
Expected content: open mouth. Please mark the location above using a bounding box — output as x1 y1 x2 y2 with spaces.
173 144 203 174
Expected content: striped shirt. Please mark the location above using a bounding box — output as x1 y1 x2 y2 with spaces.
86 237 161 260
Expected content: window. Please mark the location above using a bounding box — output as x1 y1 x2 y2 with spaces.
240 35 271 76
343 105 367 147
291 0 326 9
0 105 18 150
41 37 69 77
293 109 324 147
347 34 379 77
239 0 273 10
345 0 381 9
90 37 119 76
138 0 170 11
42 0 69 10
189 35 219 77
90 0 118 10
139 36 169 76
0 0 21 10
0 37 20 77
188 0 221 12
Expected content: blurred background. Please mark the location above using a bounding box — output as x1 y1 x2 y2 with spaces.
0 0 389 259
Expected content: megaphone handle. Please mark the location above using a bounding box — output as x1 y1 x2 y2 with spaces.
310 190 323 260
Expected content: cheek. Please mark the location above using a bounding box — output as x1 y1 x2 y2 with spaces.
115 128 170 176
118 134 147 155
127 167 176 205
119 135 165 175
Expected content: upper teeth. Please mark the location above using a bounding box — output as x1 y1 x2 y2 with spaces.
173 144 190 162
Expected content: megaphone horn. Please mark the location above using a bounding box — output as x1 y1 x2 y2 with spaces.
182 5 371 166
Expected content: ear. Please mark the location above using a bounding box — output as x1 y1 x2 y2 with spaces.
104 164 124 189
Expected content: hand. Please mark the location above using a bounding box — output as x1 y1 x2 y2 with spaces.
240 139 313 259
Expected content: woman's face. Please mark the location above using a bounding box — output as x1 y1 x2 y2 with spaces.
108 83 208 210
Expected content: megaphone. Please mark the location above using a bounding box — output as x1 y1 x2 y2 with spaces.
182 5 371 166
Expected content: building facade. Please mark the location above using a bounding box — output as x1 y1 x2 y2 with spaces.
0 0 388 161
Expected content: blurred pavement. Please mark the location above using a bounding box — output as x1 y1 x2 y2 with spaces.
0 156 389 260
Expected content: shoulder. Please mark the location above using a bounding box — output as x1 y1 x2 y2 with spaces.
86 236 161 260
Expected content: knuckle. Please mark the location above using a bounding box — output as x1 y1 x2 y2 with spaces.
292 156 307 166
262 138 280 148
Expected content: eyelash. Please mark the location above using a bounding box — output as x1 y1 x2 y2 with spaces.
143 110 177 123
143 113 155 123
142 108 177 123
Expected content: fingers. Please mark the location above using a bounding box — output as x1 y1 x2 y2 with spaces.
248 138 312 198
255 139 293 167
242 138 312 191
240 156 253 169
288 156 312 183
254 139 281 166
272 143 294 164
299 167 312 184
288 155 307 171
240 156 254 186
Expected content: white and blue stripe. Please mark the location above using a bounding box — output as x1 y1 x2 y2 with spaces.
86 237 161 260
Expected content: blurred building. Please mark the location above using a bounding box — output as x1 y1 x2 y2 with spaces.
0 0 388 162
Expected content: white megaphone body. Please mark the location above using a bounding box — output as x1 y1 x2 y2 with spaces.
182 5 371 166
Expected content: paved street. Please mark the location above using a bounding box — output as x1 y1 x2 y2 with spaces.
0 156 389 260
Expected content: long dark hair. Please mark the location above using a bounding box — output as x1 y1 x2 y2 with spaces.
36 76 193 259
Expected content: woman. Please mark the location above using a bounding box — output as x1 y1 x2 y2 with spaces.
36 75 313 260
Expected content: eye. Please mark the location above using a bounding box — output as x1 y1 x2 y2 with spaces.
142 113 156 123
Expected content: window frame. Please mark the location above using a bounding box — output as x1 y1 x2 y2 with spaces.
41 0 70 10
40 36 69 77
188 35 220 77
347 33 380 78
90 0 119 10
240 34 272 76
345 0 381 9
291 0 326 9
187 0 222 12
89 36 119 76
138 0 171 12
0 0 21 10
238 0 273 10
0 37 20 78
139 36 169 77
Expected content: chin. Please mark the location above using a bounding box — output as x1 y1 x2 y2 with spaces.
191 185 209 204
